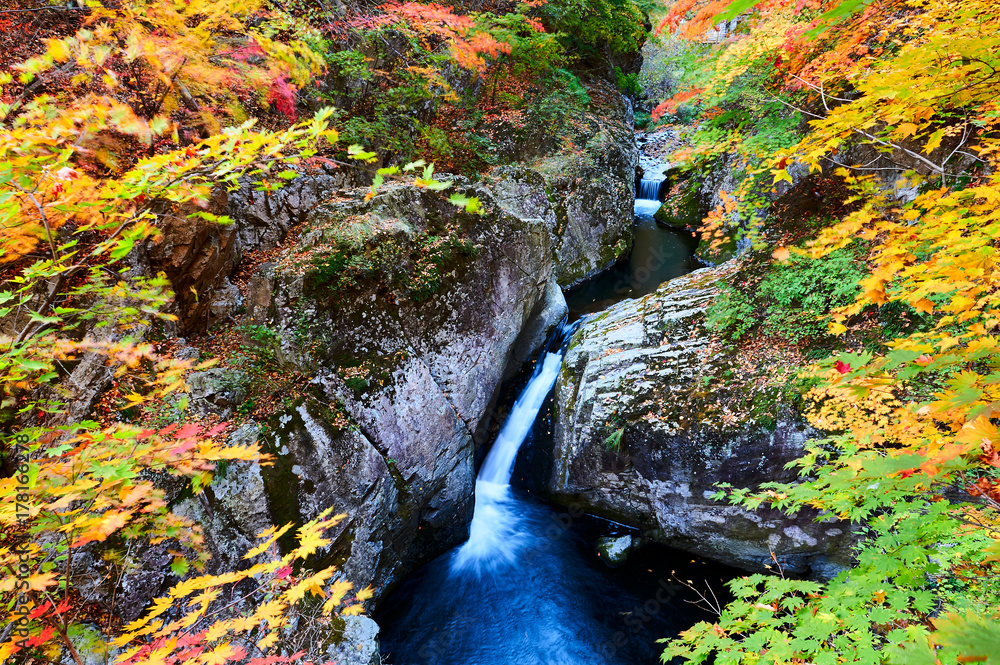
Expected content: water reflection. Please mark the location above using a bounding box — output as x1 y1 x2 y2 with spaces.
565 213 701 319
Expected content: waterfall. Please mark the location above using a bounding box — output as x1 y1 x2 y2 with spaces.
636 174 665 218
451 321 575 573
637 177 664 201
377 172 718 662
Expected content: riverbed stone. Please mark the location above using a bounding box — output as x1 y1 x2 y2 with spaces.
595 534 637 567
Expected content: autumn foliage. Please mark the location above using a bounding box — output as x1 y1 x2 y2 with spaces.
0 1 484 662
655 0 1000 662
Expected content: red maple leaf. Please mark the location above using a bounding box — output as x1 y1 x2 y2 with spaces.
834 360 852 374
26 626 56 647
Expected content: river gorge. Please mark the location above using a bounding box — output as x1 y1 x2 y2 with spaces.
376 183 731 665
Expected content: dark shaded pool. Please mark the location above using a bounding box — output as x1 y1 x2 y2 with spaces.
376 490 735 665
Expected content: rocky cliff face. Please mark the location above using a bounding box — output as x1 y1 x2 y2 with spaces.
535 85 638 287
544 264 853 577
106 85 639 656
165 178 558 606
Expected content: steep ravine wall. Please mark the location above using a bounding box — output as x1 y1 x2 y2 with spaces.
108 82 639 662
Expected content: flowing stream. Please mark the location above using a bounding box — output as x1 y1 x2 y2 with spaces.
564 160 700 319
377 137 726 665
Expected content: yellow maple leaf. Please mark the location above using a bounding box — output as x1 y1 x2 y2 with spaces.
924 128 946 155
257 632 279 650
243 523 294 560
27 571 59 591
199 642 240 665
771 168 793 185
323 579 353 614
285 567 335 603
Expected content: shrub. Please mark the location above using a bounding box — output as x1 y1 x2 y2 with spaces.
706 247 866 344
615 66 643 97
540 0 647 55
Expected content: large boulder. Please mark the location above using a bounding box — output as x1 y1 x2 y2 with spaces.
478 81 638 287
545 263 853 577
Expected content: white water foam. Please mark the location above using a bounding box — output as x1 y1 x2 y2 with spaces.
451 340 567 573
635 178 664 218
634 198 662 218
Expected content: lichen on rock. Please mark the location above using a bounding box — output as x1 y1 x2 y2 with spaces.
546 262 854 577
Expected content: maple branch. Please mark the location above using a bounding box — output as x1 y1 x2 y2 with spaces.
941 120 973 171
767 94 824 119
11 183 58 260
672 573 724 616
820 155 944 175
786 72 853 105
848 126 951 181
50 601 86 665
784 71 978 182
13 267 85 345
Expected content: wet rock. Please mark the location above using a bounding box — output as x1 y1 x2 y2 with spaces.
508 276 569 377
547 263 853 577
595 534 637 567
108 93 642 643
207 277 243 325
485 81 638 287
174 344 201 362
538 89 638 287
118 540 175 622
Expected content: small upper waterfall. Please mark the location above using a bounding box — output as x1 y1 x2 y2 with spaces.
452 320 575 573
635 174 665 218
637 177 664 201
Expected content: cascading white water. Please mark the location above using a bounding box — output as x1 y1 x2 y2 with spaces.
451 325 571 573
637 178 664 201
635 176 665 218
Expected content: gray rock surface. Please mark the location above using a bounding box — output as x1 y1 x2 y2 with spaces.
187 368 249 419
178 178 559 613
537 90 638 287
325 616 381 665
228 167 359 253
546 264 853 577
